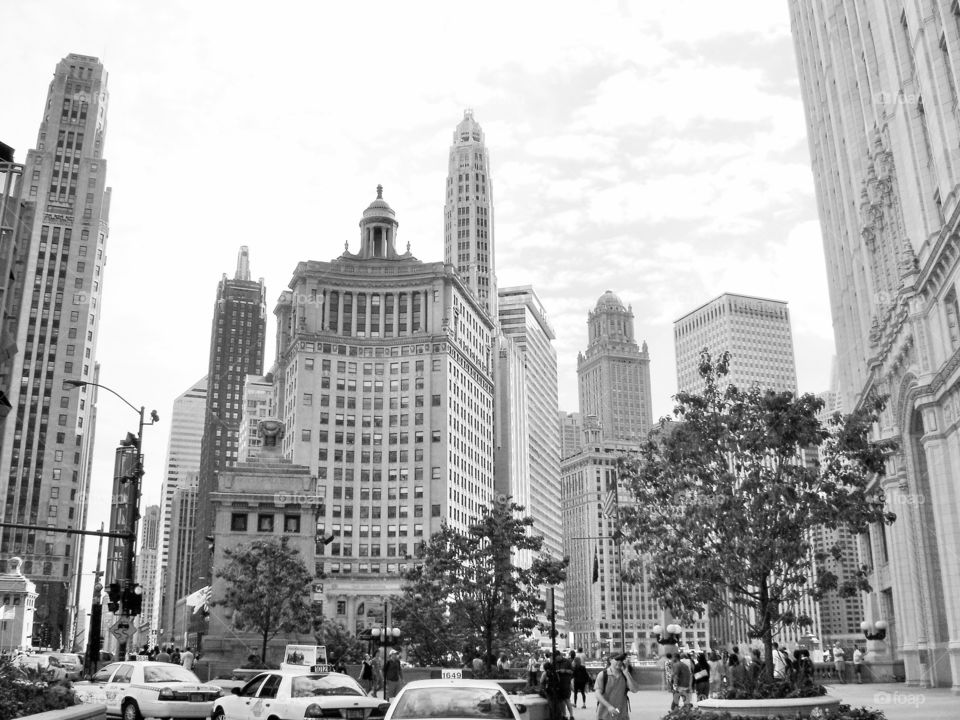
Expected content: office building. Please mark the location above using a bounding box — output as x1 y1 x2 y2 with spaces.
272 187 496 620
674 293 797 394
577 292 653 443
237 374 275 462
154 375 206 647
163 474 197 647
193 248 266 591
134 504 160 648
0 54 111 649
790 0 960 687
558 411 582 460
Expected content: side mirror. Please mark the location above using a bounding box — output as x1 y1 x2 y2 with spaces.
231 687 241 695
514 704 527 714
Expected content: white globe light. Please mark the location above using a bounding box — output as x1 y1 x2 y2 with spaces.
667 624 681 635
875 620 888 631
653 625 662 635
371 628 382 638
391 627 401 638
860 621 871 632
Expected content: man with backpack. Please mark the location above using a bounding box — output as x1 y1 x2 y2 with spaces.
539 660 566 720
670 651 693 710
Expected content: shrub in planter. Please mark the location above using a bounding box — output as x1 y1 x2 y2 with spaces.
659 703 887 720
0 657 76 720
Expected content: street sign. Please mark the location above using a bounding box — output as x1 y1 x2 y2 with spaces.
109 618 131 643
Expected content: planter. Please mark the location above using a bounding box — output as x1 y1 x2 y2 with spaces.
696 694 841 718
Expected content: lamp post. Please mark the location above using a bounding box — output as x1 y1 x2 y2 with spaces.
65 379 158 660
652 623 683 652
861 619 888 641
370 600 401 699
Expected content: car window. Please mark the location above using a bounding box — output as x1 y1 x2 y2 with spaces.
239 674 267 697
392 688 514 719
93 664 120 683
143 665 201 683
113 665 135 683
258 675 282 699
291 674 364 698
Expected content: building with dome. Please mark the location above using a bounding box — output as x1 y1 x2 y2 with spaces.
268 186 496 632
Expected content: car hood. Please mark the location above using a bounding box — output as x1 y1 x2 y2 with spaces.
284 696 385 707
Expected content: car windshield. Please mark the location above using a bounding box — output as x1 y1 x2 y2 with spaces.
143 665 201 683
391 687 514 719
291 674 364 698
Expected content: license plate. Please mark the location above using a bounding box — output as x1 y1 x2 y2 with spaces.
346 710 364 719
189 694 204 702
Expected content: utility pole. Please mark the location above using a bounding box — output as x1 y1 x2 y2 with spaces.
86 525 104 677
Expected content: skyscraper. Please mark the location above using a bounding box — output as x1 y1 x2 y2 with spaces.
444 110 496 320
154 376 206 646
558 411 582 461
790 0 960 688
164 474 197 647
193 248 266 590
236 374 275 463
272 188 496 622
674 293 797 394
0 54 111 649
135 504 160 648
577 291 653 443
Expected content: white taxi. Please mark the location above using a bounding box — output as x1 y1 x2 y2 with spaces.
73 660 223 720
213 671 389 720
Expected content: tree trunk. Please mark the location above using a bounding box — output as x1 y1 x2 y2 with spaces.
262 630 269 664
759 577 774 684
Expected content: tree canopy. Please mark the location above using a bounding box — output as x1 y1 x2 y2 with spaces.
617 351 896 683
216 537 316 662
393 498 567 668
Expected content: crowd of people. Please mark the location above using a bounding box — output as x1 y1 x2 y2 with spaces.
135 644 196 669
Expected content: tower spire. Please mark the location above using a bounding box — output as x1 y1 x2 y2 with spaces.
235 246 251 281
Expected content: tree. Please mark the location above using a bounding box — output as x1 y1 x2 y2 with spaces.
314 618 366 664
617 351 896 686
217 537 316 663
395 498 567 668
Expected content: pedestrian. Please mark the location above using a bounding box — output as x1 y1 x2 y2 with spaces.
371 654 384 698
527 654 540 688
707 650 723 698
156 646 171 663
572 655 590 709
669 652 693 711
833 644 846 683
595 653 639 720
358 653 374 694
557 651 575 719
693 651 710 701
852 646 864 683
539 661 566 720
181 646 195 671
171 647 181 665
772 642 788 680
383 650 403 700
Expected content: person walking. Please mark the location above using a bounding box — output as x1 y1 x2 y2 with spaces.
371 654 384 698
833 644 847 683
707 650 723 698
539 661 566 720
180 646 195 671
156 646 171 663
572 655 590 709
852 646 864 683
527 654 540 689
596 653 638 720
670 653 693 711
358 654 374 694
693 651 710 700
383 650 403 700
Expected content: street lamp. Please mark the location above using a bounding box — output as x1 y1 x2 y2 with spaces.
860 620 888 641
370 607 401 699
652 624 683 646
65 379 158 660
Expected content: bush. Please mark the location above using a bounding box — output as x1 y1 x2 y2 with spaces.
723 678 827 700
0 657 76 720
659 703 887 720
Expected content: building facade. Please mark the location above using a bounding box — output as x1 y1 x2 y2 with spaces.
674 293 797 394
134 504 160 648
237 374 276 463
0 54 111 649
271 188 496 624
577 292 653 444
193 247 266 591
163 473 197 646
558 411 582 461
790 0 960 688
154 375 206 647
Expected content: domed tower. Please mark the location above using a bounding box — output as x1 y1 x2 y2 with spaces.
350 185 405 260
443 109 497 321
577 290 653 443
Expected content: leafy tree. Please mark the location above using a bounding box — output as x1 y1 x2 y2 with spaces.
395 498 567 668
314 617 366 664
617 351 896 685
216 537 315 663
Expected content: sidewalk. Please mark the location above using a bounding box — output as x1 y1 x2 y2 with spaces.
563 683 957 720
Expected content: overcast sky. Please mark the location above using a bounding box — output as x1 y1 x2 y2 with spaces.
2 0 834 602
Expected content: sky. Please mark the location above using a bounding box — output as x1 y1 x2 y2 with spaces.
2 1 835 614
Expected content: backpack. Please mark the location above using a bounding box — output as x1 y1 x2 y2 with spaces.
594 669 607 698
541 668 562 699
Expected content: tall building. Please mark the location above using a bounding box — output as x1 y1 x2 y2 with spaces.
443 110 496 320
135 504 160 648
558 411 582 460
790 0 960 688
237 374 275 463
162 474 197 646
0 54 111 649
272 187 496 620
674 293 797 394
577 291 653 443
153 376 206 650
563 294 659 654
193 248 266 590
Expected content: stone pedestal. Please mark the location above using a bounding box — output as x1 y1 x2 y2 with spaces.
0 557 38 651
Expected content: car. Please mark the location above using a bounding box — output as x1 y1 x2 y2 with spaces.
12 653 68 682
73 660 223 720
44 652 84 681
213 671 390 720
384 679 528 720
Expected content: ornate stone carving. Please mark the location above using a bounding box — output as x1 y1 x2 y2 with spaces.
258 419 285 447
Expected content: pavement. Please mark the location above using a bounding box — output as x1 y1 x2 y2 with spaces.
560 683 958 720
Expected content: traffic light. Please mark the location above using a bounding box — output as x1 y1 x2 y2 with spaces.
122 584 143 617
107 582 121 613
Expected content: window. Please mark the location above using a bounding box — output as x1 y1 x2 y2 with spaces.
231 513 248 531
305 357 315 370
257 514 275 532
284 515 301 533
432 394 441 406
304 393 313 406
301 429 312 441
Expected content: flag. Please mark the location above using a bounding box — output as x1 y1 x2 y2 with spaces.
185 586 211 614
0 605 14 620
602 487 618 518
592 547 599 584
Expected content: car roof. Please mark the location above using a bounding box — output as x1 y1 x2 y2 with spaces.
398 679 509 690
